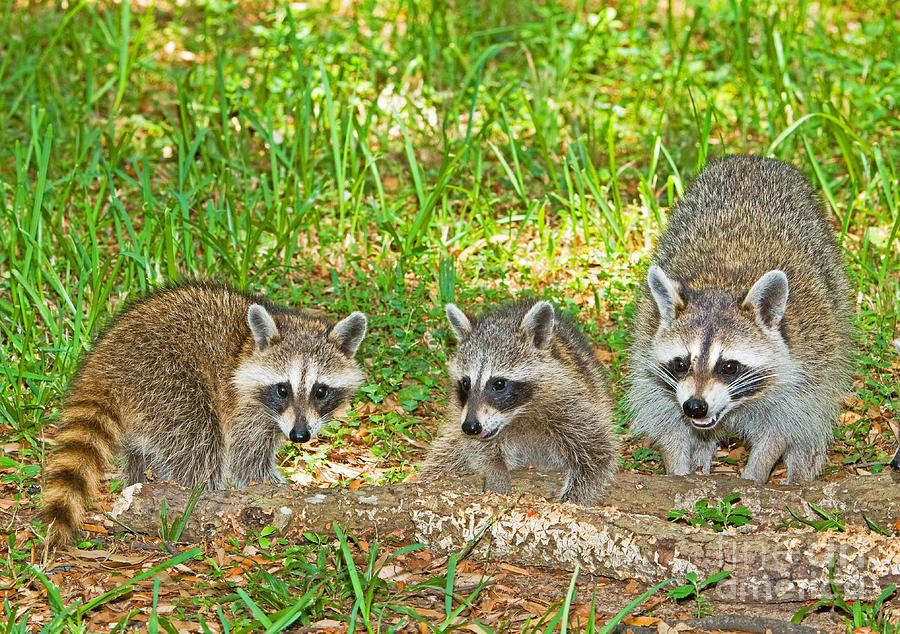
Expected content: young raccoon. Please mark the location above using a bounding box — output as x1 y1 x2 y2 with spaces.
421 300 617 505
627 155 854 485
42 282 367 547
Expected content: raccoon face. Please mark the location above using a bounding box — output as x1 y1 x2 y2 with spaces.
233 305 366 441
445 302 551 440
654 340 779 430
648 266 791 430
452 372 535 439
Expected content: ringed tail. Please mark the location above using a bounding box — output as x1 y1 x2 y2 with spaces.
42 396 121 547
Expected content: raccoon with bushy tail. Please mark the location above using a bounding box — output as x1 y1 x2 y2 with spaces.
42 282 367 547
627 155 854 484
421 300 617 505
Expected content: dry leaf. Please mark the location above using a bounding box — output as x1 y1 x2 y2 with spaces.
624 579 641 595
624 616 660 626
498 562 529 575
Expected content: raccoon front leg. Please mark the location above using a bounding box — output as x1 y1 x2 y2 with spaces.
227 447 285 487
226 413 285 487
741 432 788 484
559 434 616 505
145 412 227 489
782 402 832 484
783 441 827 485
655 421 699 476
121 439 150 484
691 435 719 475
559 464 603 506
481 459 511 495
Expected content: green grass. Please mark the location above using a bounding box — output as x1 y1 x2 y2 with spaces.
793 561 898 632
1 0 899 629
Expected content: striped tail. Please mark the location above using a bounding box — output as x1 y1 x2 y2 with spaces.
42 396 120 548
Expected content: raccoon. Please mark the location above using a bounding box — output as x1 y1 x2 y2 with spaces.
42 282 367 547
627 155 854 485
421 300 617 505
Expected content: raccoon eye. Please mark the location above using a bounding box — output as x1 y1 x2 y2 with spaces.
460 377 471 392
721 360 739 375
491 378 507 391
314 385 328 400
672 358 689 374
276 383 290 399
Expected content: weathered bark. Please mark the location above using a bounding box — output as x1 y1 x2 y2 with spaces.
111 471 900 603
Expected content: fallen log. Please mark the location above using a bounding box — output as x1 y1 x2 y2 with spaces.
110 470 900 603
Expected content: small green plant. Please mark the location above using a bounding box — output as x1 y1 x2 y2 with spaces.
863 513 894 537
623 446 664 472
254 525 286 550
668 493 752 531
784 501 845 532
793 559 897 631
521 564 581 634
332 523 444 633
159 480 207 542
20 547 202 632
668 570 732 618
229 584 323 634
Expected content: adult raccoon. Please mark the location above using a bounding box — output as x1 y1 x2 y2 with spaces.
628 155 854 484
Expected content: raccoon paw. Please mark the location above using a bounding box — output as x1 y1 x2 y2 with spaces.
482 476 510 495
559 489 598 507
782 443 827 485
739 463 775 484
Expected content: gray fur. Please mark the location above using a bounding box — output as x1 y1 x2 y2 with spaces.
627 156 854 485
422 300 618 505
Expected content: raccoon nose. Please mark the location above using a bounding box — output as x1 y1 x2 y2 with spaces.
290 427 311 443
461 417 482 436
683 398 709 419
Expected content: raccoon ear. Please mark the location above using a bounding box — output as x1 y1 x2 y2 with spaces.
521 301 555 350
647 265 684 326
247 304 279 349
742 270 789 330
330 312 367 357
445 304 472 340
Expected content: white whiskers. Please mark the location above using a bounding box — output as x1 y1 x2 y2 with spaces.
728 370 775 395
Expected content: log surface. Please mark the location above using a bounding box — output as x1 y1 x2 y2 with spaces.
111 470 900 603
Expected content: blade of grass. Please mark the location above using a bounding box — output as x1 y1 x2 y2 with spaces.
598 578 674 634
78 547 202 614
334 523 371 632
